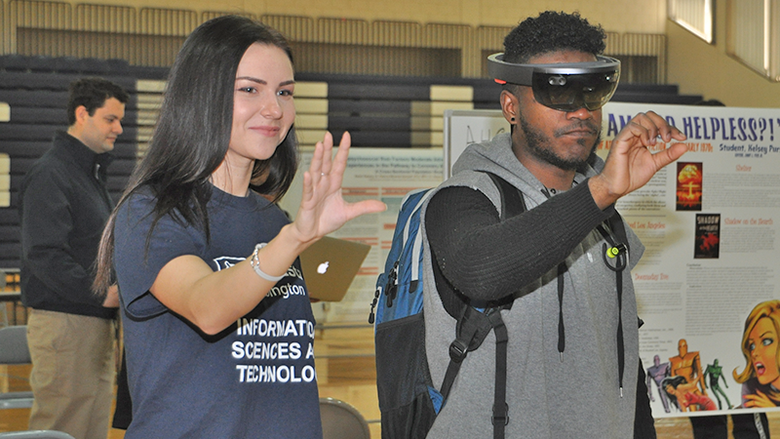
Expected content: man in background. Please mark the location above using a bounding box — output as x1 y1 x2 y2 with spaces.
19 77 127 439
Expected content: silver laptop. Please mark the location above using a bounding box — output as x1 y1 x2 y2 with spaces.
300 236 371 302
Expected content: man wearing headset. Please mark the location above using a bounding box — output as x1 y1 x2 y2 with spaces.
419 11 687 438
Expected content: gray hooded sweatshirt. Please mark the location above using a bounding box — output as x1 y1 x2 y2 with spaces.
420 133 644 438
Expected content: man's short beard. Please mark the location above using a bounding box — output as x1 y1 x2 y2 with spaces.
519 116 601 172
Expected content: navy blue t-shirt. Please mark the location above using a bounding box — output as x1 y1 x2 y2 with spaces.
114 186 322 439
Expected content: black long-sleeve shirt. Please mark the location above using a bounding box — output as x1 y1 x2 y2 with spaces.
19 131 116 319
424 181 612 314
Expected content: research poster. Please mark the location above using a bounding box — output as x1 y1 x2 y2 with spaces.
604 102 780 418
279 147 444 323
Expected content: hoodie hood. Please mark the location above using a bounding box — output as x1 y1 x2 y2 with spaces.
452 132 603 207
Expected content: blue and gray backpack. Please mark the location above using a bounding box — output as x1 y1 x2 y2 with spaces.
368 172 526 439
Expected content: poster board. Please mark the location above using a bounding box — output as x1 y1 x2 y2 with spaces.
443 109 509 179
279 147 443 323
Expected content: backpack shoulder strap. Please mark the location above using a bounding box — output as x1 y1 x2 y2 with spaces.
479 171 522 439
437 171 524 439
483 171 526 220
606 211 629 253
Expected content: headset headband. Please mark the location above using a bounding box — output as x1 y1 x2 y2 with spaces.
487 53 621 86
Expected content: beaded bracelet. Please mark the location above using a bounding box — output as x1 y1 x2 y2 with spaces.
249 243 285 282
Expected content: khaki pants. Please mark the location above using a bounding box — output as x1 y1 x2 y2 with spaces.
27 309 116 439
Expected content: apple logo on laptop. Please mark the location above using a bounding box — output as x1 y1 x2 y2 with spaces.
317 261 329 274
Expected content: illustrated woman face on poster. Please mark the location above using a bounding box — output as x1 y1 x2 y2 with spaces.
734 300 780 407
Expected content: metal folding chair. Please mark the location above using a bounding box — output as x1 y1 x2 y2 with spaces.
319 397 371 439
0 431 76 439
0 325 34 409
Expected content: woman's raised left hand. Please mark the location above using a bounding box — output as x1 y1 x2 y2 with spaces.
292 131 386 244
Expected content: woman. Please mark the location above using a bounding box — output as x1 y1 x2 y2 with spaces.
661 375 716 412
94 15 384 438
733 299 780 408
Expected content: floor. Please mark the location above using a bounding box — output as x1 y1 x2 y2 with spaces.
3 302 780 438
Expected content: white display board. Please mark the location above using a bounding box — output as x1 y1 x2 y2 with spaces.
443 109 509 179
280 147 444 323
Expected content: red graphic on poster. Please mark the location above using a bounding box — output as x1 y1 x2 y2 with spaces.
694 214 720 259
699 233 719 253
677 162 703 211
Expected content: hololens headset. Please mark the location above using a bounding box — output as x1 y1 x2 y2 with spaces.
487 53 621 111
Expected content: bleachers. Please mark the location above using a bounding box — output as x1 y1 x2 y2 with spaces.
0 54 704 269
297 73 479 148
613 83 703 105
296 72 703 149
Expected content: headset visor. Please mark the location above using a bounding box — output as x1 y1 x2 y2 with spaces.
487 53 620 111
532 70 619 111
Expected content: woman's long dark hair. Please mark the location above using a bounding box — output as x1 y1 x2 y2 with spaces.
94 15 298 294
660 375 687 410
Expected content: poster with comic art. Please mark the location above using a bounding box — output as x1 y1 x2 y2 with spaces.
602 102 780 419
